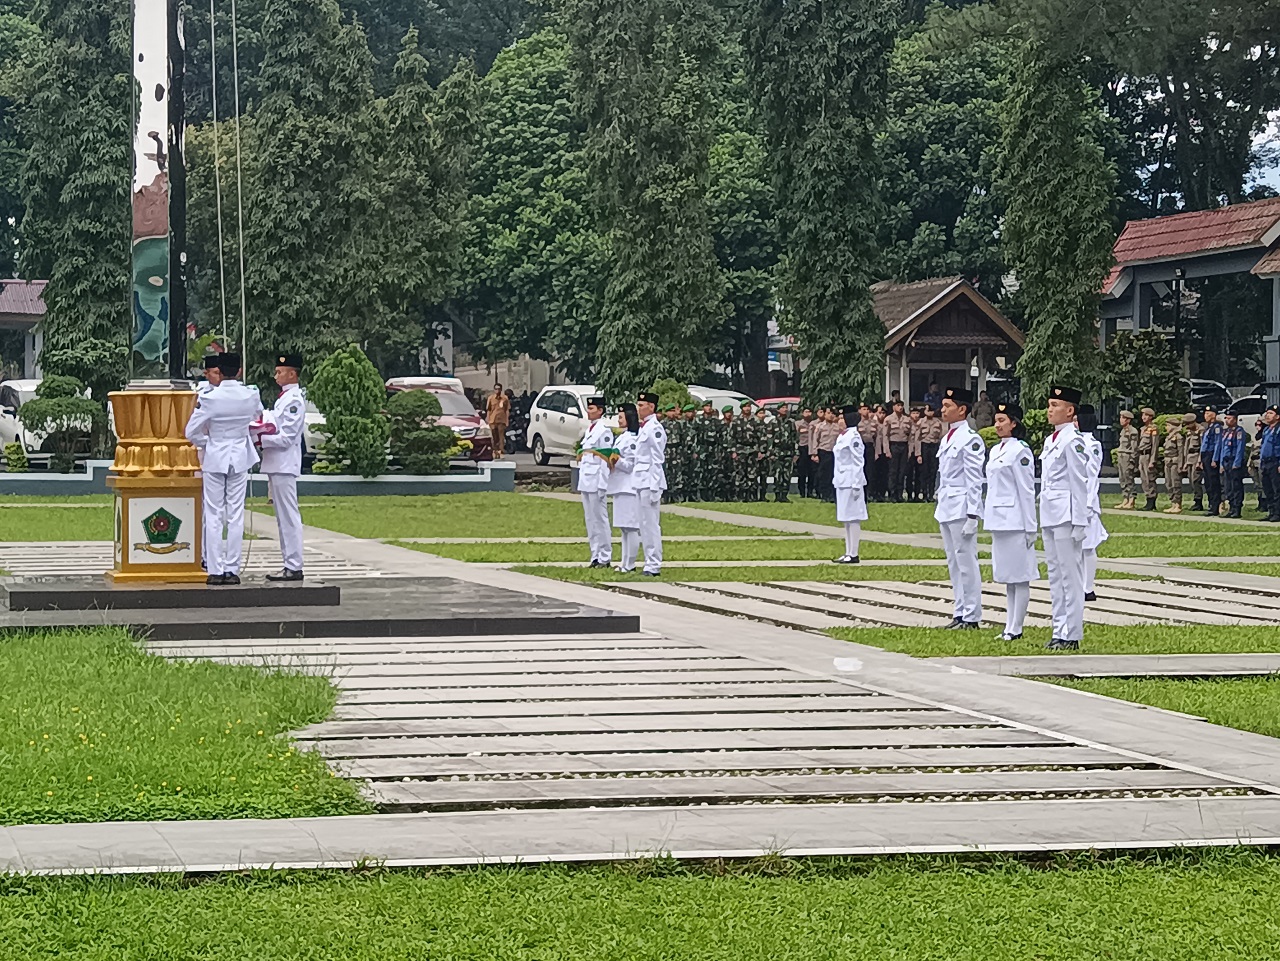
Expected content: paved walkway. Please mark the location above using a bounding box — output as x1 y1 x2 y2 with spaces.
939 653 1280 678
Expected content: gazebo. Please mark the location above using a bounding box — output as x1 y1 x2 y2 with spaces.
873 277 1025 402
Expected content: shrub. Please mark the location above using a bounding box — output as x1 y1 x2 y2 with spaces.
4 442 27 472
978 426 999 449
647 378 696 412
18 375 104 473
1020 408 1050 454
387 390 458 475
307 346 389 478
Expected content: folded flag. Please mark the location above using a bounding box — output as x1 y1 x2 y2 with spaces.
576 445 621 467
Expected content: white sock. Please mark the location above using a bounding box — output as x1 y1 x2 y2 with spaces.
1084 549 1097 593
1006 582 1030 636
844 521 861 557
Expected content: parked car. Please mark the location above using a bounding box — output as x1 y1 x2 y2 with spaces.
0 378 95 464
1183 378 1233 410
384 382 494 461
386 375 466 393
757 396 801 417
526 385 598 465
1226 394 1266 438
688 385 756 415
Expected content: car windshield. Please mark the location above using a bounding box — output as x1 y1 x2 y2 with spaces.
428 390 479 417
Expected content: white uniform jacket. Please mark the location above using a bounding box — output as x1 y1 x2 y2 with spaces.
832 428 868 523
191 381 216 456
983 438 1037 533
259 383 306 476
185 380 263 474
577 418 615 495
934 421 986 524
1039 422 1091 529
633 415 668 493
1083 432 1108 549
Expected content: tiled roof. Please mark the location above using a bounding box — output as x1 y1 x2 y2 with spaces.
1105 197 1280 293
871 277 963 332
0 280 47 317
1252 245 1280 278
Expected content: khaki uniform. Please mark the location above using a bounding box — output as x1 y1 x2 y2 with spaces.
1116 423 1139 504
917 415 944 501
884 411 913 500
1162 423 1186 509
1138 423 1160 502
1184 422 1204 505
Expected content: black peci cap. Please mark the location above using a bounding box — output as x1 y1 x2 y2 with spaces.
201 354 220 371
587 396 606 408
217 353 242 376
945 387 974 406
275 352 303 371
842 404 861 428
996 402 1024 422
1049 385 1083 405
637 392 659 405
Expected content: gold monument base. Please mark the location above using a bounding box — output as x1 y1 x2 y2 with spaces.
105 388 207 585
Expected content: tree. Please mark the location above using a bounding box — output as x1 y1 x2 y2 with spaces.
18 373 103 472
0 10 37 278
748 0 899 407
386 388 459 475
307 344 389 477
19 0 131 387
1101 329 1186 413
999 40 1116 403
565 0 728 398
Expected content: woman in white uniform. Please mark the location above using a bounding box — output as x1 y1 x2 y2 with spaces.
831 404 868 563
610 404 641 573
1077 404 1108 601
983 403 1039 641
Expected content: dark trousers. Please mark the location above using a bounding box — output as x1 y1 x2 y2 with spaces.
872 454 889 500
888 441 909 501
1263 459 1279 517
1203 452 1222 512
920 443 939 500
797 447 813 497
1224 465 1246 515
817 450 835 501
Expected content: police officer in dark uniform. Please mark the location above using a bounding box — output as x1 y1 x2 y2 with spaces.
1260 405 1280 522
1215 412 1249 518
1200 406 1224 517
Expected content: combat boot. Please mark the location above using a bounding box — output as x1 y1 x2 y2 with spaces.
1191 499 1204 512
1141 496 1157 511
1163 503 1182 514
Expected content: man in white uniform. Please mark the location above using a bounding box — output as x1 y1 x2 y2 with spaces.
260 352 307 582
1039 384 1091 650
633 391 667 577
193 356 223 572
185 353 262 585
934 387 985 629
577 396 614 568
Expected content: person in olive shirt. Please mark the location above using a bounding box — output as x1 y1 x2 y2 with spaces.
1161 414 1188 514
769 402 797 502
884 398 913 502
1137 407 1160 511
1114 409 1138 509
662 406 684 504
917 405 944 501
693 402 722 502
720 405 739 500
905 407 923 501
680 405 699 502
1184 413 1205 512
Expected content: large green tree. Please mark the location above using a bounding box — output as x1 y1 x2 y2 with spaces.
18 0 131 395
564 0 727 398
0 9 36 278
748 0 898 406
999 40 1116 402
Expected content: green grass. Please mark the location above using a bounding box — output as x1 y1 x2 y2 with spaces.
519 563 977 584
0 504 114 540
0 629 371 824
1099 534 1280 558
263 493 790 539
1180 562 1280 577
1052 676 1280 740
693 499 1269 534
5 853 1280 958
402 539 944 563
0 494 112 503
825 624 1280 658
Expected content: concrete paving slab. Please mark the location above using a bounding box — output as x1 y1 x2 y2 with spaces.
337 681 859 703
334 668 803 689
938 653 1280 678
331 656 754 677
331 695 915 720
608 581 852 629
687 582 941 628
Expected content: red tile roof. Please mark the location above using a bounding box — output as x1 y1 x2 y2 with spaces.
0 280 47 317
1105 198 1280 293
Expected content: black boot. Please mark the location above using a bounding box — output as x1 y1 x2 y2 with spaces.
1142 496 1157 511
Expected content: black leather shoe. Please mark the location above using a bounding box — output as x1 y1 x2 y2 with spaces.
1045 638 1080 651
266 569 304 582
1085 591 1097 602
943 618 965 630
641 571 661 578
222 573 241 586
997 632 1023 641
205 574 225 586
956 621 980 631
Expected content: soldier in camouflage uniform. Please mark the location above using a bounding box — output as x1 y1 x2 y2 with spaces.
738 401 761 502
719 405 739 501
769 402 797 501
692 402 721 501
663 406 685 504
753 406 771 501
680 405 699 501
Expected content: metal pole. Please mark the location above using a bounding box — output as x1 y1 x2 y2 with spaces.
167 0 187 379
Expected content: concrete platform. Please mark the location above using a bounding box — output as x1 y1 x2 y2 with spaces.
3 579 341 611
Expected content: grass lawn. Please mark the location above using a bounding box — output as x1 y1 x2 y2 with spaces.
1098 534 1280 558
519 563 977 584
693 499 1269 534
0 495 112 503
264 493 789 539
0 629 370 824
1180 562 1280 577
5 853 1280 958
402 539 944 563
1052 676 1280 740
826 624 1280 658
0 504 114 540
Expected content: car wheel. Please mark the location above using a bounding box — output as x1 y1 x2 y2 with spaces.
532 434 550 466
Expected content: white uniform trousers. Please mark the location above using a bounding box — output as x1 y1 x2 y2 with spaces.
843 522 861 557
1043 524 1085 641
939 519 982 623
269 473 304 572
638 489 663 574
203 470 249 576
581 491 611 565
1004 582 1031 636
1084 549 1097 594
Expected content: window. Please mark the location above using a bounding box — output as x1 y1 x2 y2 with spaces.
1234 397 1266 416
428 390 480 417
538 390 565 414
0 387 17 413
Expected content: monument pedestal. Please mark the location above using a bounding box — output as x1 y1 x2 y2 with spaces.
106 389 206 585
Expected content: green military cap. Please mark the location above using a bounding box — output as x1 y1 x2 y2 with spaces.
721 405 734 413
739 400 752 409
682 404 696 413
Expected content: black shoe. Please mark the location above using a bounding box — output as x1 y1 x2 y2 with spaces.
956 621 979 631
1045 638 1080 651
943 617 964 629
266 568 304 581
200 559 207 571
205 574 225 586
1228 512 1242 519
1084 591 1097 602
222 573 241 586
587 560 602 569
833 554 860 565
1191 501 1204 512
641 571 661 578
1205 510 1218 517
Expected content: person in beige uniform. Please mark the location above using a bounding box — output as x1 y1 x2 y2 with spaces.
1115 409 1139 509
1184 414 1205 512
486 383 510 460
906 407 923 501
814 409 839 502
917 405 944 501
856 403 878 498
884 399 913 502
1138 407 1160 511
1162 414 1188 513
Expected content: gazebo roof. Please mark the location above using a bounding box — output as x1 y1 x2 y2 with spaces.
0 280 46 319
871 277 1024 352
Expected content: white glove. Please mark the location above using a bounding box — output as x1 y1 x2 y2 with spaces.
1026 532 1038 549
1071 525 1087 545
962 517 978 537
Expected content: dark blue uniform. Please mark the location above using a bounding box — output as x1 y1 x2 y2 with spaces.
1215 425 1249 517
1260 422 1280 521
1200 419 1225 515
